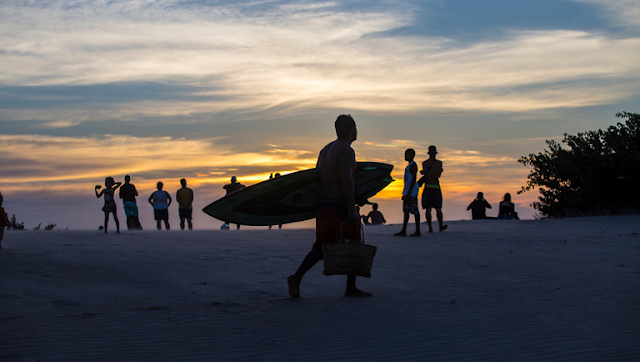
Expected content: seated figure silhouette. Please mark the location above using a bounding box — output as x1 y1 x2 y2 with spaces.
497 193 519 220
366 203 386 225
467 192 492 220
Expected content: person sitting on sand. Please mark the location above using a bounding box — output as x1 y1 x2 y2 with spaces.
149 182 172 230
498 193 519 220
119 175 143 230
223 176 246 230
418 145 447 233
467 192 492 220
0 191 9 248
176 178 194 230
95 177 122 234
365 203 386 225
395 148 421 237
287 114 371 298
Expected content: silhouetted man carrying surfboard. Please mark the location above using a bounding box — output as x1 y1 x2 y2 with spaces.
288 114 371 298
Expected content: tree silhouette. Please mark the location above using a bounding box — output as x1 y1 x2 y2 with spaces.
519 112 640 218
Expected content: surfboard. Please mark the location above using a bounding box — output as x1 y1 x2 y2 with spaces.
202 162 394 226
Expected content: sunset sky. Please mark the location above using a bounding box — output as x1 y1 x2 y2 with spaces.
1 0 639 229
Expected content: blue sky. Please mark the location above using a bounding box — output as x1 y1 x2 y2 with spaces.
1 0 639 229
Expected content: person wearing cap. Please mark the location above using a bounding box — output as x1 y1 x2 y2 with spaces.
223 176 246 229
418 145 448 232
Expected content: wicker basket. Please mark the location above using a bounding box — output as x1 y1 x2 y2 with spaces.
323 221 377 278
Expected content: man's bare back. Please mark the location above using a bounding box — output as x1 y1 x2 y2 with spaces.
317 140 357 206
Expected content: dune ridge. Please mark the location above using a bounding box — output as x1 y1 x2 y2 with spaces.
1 216 639 361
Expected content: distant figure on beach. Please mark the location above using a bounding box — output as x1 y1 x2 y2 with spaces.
498 193 519 220
149 182 172 230
119 175 143 230
365 203 386 225
269 173 283 230
418 145 447 232
287 114 371 298
467 192 492 220
95 177 122 234
0 192 9 248
395 148 421 237
176 178 194 230
223 176 246 230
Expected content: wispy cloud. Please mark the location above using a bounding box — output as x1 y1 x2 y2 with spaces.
573 0 640 28
1 0 639 124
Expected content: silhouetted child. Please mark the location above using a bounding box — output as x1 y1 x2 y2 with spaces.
467 192 492 220
0 192 9 248
366 203 386 225
149 182 172 230
95 177 122 234
498 193 519 220
395 148 421 237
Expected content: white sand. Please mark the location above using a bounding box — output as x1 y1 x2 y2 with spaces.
1 216 639 361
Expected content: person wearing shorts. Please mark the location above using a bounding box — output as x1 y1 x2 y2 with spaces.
395 149 421 236
149 182 172 230
418 145 447 233
287 114 371 298
119 175 143 230
95 177 121 234
176 178 194 230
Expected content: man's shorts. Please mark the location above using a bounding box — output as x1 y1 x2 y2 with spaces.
154 209 169 221
123 201 138 217
179 208 193 220
403 196 419 215
422 187 443 209
313 199 361 250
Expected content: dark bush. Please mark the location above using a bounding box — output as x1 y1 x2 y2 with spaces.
518 112 640 218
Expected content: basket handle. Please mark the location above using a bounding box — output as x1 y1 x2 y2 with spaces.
336 219 365 243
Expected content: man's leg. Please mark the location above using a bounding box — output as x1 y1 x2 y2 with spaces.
156 220 161 230
425 207 434 233
187 217 193 230
164 218 170 230
436 208 447 231
180 216 185 230
394 211 409 236
288 247 323 298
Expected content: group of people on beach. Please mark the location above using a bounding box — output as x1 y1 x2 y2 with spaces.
95 176 194 233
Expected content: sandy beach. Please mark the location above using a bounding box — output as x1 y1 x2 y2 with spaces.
1 216 639 361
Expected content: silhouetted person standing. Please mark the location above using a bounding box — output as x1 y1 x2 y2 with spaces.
177 178 194 230
366 203 386 225
467 192 492 220
95 177 121 234
149 182 172 230
269 173 283 230
223 176 246 229
418 145 447 233
287 114 371 298
395 148 421 236
0 192 8 248
119 175 143 230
